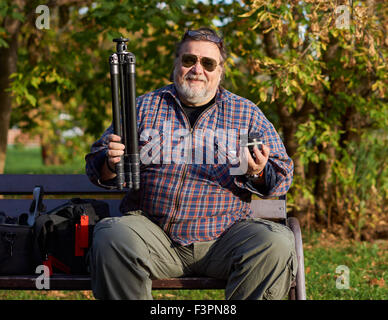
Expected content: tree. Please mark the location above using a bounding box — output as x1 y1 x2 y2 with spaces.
1 0 95 167
0 0 26 172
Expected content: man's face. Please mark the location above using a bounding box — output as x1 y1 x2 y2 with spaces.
173 40 223 106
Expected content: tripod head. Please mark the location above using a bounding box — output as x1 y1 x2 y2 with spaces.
113 38 129 53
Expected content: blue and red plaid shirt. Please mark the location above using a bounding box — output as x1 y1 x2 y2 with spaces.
85 84 293 245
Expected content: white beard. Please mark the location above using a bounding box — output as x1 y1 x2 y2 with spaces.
174 68 219 105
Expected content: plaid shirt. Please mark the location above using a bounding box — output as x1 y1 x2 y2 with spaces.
85 84 293 245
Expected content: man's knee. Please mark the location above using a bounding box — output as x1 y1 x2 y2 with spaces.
252 219 295 257
264 228 295 261
92 216 149 259
236 219 294 253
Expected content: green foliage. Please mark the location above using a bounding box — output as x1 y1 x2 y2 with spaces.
331 130 388 239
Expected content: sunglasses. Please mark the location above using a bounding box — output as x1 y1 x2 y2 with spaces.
181 53 219 72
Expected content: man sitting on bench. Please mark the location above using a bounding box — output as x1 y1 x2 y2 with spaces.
85 27 297 300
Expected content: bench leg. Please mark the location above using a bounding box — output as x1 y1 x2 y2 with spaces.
287 217 307 300
288 285 296 300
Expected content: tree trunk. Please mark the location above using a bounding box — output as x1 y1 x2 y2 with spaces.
41 142 62 166
0 12 23 173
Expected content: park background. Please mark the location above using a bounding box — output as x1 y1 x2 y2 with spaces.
0 0 386 299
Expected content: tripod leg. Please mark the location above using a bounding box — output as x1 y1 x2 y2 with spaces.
109 53 125 190
127 54 140 191
120 56 132 189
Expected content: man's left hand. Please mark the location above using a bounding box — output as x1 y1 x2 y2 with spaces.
245 144 270 176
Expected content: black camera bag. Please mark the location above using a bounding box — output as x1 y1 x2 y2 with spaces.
0 221 35 274
34 198 110 275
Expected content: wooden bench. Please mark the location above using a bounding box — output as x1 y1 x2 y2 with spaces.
0 174 306 300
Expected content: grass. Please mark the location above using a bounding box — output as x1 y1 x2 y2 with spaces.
303 232 387 300
1 146 387 300
4 145 84 174
0 290 94 300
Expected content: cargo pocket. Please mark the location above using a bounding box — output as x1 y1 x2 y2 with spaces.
263 250 298 300
290 249 298 282
249 217 298 300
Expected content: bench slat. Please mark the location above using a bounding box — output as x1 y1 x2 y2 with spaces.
0 275 90 290
153 278 227 289
0 199 123 217
0 174 124 195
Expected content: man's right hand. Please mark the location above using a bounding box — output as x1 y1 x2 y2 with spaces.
102 134 125 179
107 134 125 167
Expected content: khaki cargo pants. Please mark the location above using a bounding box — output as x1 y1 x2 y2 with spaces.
88 211 297 300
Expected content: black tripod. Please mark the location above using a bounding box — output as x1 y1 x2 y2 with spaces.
109 38 140 191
